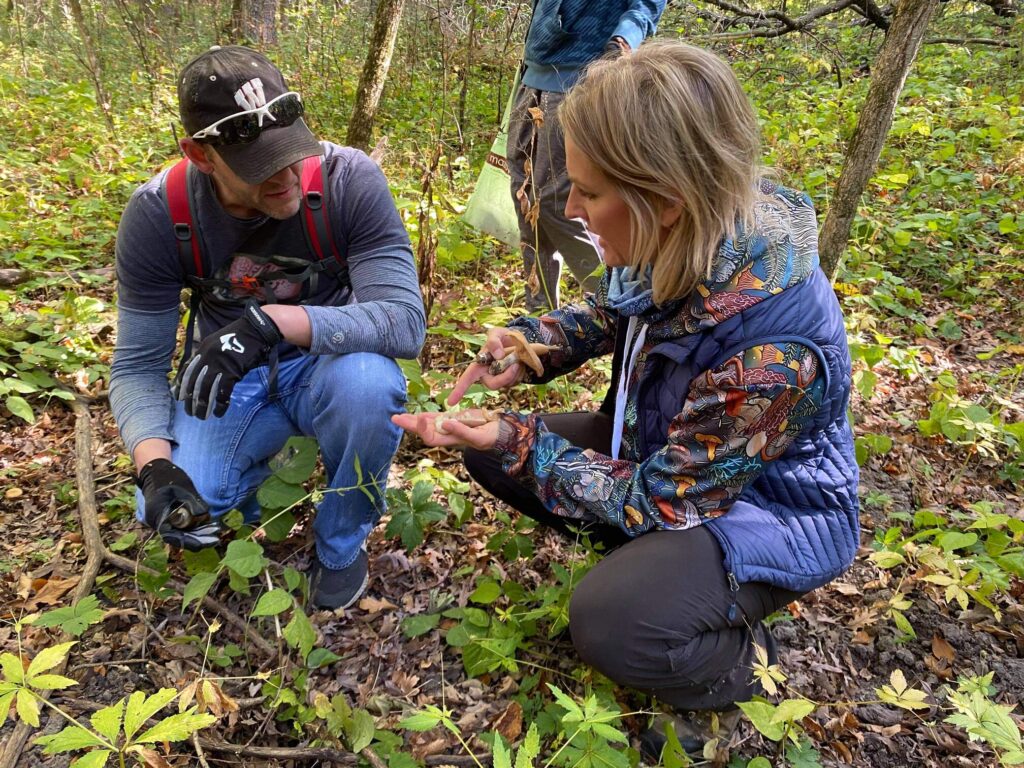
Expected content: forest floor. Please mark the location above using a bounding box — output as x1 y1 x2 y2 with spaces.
2 258 1023 768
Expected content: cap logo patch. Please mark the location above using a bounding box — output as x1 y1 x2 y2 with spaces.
234 78 266 111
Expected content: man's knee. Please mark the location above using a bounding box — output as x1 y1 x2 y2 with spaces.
311 353 405 418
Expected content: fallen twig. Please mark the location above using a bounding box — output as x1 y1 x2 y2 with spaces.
102 549 277 659
197 740 491 767
0 397 278 768
0 266 115 286
0 397 106 768
196 740 356 763
55 688 492 766
192 732 212 768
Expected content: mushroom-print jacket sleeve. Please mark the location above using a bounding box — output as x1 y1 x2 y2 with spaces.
492 341 825 536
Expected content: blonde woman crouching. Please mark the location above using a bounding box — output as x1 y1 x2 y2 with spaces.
394 40 858 755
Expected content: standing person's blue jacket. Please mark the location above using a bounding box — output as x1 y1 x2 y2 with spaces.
523 0 667 93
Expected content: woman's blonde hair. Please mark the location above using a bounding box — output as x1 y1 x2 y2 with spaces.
560 40 762 305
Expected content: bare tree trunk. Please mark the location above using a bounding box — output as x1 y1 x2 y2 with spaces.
65 0 115 133
457 0 477 152
7 0 29 76
111 0 159 104
228 0 278 44
818 0 940 279
346 0 406 151
416 144 443 324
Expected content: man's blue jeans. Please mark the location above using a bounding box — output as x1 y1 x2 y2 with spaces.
136 352 406 569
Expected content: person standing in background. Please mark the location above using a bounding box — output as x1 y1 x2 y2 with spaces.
510 0 665 311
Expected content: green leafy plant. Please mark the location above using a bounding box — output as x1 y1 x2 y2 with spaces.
0 291 108 422
492 722 542 768
400 684 633 768
945 674 1024 766
33 688 217 768
545 684 631 768
0 622 215 768
385 480 448 552
33 595 106 637
313 691 377 752
869 502 1024 634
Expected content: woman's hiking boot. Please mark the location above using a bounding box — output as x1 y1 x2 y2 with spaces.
638 708 742 764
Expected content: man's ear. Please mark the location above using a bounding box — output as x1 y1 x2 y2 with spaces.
180 138 215 173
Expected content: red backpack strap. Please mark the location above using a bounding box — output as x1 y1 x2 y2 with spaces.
162 158 204 278
300 155 344 269
162 157 206 364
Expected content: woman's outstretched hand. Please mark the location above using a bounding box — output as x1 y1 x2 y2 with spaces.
447 327 524 407
391 410 501 451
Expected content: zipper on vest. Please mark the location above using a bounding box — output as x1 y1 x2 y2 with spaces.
726 571 740 621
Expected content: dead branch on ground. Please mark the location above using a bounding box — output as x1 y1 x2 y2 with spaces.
0 266 114 286
0 397 105 768
0 397 278 768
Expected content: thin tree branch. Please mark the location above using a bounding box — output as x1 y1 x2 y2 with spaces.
692 0 857 39
851 0 891 29
924 35 1016 46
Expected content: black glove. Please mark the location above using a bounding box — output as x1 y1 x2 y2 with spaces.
137 458 220 551
175 301 283 419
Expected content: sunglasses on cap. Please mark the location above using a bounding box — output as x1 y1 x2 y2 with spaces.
191 91 304 146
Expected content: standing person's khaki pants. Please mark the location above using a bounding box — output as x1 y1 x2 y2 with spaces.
508 86 602 312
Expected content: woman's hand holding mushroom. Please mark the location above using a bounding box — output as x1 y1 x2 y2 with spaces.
391 409 502 450
447 328 558 406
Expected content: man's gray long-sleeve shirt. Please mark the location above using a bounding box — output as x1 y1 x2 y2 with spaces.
109 143 426 455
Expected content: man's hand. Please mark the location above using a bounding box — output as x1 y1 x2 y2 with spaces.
175 301 283 419
603 36 631 57
137 458 220 551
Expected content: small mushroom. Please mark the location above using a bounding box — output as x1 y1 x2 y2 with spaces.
434 408 500 435
474 330 559 377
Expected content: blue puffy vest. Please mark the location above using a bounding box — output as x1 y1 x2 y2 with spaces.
634 268 860 593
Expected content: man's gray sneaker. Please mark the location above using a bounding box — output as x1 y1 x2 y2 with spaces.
308 549 369 610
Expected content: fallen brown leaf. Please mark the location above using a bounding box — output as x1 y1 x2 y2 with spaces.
392 668 421 696
931 634 956 663
830 740 854 762
359 596 398 613
802 715 826 741
411 735 449 761
924 654 953 680
491 700 523 742
12 575 79 610
129 746 172 768
832 582 862 596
